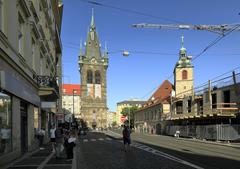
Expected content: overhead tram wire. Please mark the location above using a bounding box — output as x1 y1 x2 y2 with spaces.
165 24 240 80
140 24 240 99
80 0 185 24
63 43 240 56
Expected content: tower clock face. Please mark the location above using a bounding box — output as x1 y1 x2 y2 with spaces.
91 58 97 64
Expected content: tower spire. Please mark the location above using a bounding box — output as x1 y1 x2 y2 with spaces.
181 34 184 48
79 38 83 56
104 41 107 53
104 41 108 58
90 8 95 29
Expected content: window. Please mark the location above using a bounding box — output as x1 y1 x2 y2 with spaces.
18 14 24 56
0 0 4 32
212 93 217 109
31 38 36 71
182 70 188 80
187 99 191 113
87 70 93 84
95 71 101 84
93 110 96 122
40 53 44 75
0 91 12 156
33 107 39 139
223 90 230 107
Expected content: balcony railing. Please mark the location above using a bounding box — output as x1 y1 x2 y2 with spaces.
36 75 59 93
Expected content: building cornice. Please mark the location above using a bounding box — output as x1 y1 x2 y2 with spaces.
18 0 31 18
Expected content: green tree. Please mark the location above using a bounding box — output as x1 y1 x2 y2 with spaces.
120 106 139 127
111 121 117 127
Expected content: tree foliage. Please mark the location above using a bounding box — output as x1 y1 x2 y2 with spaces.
120 106 139 127
111 121 117 127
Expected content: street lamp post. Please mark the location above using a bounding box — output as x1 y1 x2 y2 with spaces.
72 89 77 125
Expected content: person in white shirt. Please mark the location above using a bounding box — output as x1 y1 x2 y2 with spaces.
38 128 45 149
49 125 56 152
0 125 11 153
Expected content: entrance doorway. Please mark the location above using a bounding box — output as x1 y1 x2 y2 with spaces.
20 101 28 154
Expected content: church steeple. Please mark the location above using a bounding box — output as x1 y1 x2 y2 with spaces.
175 35 192 68
179 35 187 58
90 8 95 30
85 8 101 60
79 39 83 56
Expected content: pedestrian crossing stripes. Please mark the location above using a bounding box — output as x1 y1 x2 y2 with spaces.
81 137 112 142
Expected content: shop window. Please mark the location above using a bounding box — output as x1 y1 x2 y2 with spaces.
33 107 39 139
0 91 12 155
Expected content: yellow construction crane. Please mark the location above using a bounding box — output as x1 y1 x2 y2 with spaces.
132 23 240 35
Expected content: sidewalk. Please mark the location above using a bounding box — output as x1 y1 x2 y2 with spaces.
105 130 240 148
2 144 73 169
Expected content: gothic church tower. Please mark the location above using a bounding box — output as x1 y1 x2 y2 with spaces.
79 10 108 129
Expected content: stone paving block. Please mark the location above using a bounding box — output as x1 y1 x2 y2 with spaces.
15 157 45 165
47 158 72 165
7 166 38 169
31 152 51 157
43 166 71 169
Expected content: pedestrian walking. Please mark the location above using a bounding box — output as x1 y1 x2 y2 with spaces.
122 124 131 152
49 125 56 152
38 128 45 149
55 124 64 158
66 131 76 160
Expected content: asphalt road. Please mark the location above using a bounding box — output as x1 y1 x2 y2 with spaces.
130 132 240 169
73 131 240 169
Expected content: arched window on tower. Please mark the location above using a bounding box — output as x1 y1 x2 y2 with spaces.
95 71 101 84
182 70 188 80
87 70 93 83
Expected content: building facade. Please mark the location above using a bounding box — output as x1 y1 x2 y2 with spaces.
116 99 146 126
134 80 173 134
0 0 63 166
79 11 108 129
62 84 81 122
107 111 116 128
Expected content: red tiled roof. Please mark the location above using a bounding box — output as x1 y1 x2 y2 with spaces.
148 80 173 103
62 84 81 95
137 80 173 111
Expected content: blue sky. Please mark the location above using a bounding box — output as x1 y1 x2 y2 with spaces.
61 0 240 111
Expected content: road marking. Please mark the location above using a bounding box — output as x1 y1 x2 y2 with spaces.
98 138 104 141
83 139 88 142
131 143 204 169
91 139 96 141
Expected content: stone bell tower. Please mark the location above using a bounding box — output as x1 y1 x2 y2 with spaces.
174 35 194 98
79 9 108 129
